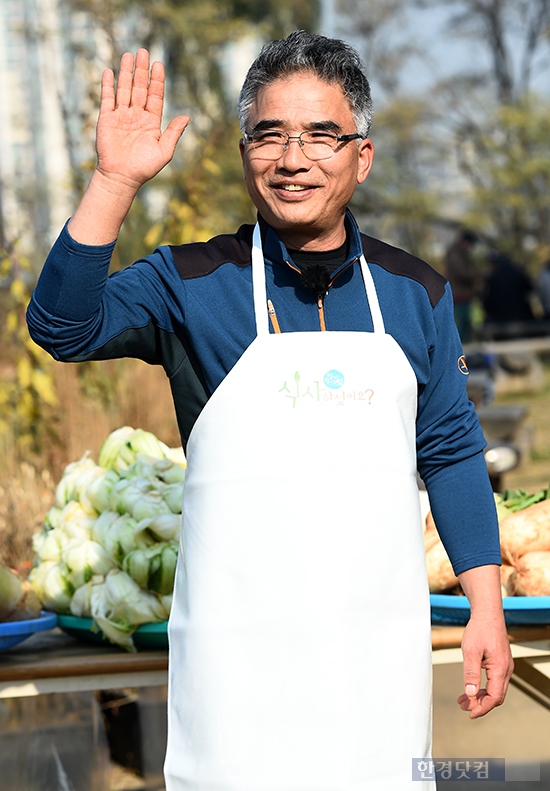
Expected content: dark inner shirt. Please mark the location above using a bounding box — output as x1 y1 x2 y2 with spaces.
288 239 349 297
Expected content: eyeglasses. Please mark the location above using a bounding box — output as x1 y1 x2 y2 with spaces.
243 129 366 161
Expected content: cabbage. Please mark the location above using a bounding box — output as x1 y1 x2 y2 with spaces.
160 483 184 514
61 539 117 589
55 453 96 507
83 467 120 515
131 490 172 522
29 562 73 613
152 458 186 484
44 506 62 530
97 426 136 471
98 427 170 473
32 530 62 563
0 564 42 622
91 510 120 547
56 501 96 543
160 594 172 618
90 569 166 651
70 579 95 618
134 513 181 545
163 446 187 468
98 514 140 564
122 541 178 595
34 427 184 642
109 477 154 515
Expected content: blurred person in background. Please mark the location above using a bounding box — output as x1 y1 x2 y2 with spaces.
537 259 550 320
482 250 534 326
444 229 479 343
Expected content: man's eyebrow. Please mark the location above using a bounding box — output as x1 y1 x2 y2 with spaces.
250 119 285 133
250 119 343 133
308 120 342 132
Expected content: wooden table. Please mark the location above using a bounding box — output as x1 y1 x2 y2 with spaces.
3 625 550 711
0 629 168 698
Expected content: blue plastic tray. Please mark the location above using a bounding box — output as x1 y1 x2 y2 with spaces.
431 594 550 626
0 611 58 651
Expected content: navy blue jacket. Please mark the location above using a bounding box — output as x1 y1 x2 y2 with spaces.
27 212 501 574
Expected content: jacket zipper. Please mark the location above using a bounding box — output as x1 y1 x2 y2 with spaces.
267 299 281 334
316 258 357 332
317 296 327 331
275 257 358 332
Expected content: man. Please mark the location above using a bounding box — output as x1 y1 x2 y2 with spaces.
27 31 512 791
444 229 479 343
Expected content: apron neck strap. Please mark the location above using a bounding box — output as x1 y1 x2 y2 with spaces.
252 223 270 336
251 222 386 335
359 255 385 333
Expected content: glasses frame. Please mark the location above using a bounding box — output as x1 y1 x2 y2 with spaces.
243 129 366 161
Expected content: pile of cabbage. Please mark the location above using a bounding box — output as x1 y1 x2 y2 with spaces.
30 427 185 651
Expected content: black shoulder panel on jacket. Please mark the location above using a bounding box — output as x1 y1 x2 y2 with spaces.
170 224 254 279
361 233 447 308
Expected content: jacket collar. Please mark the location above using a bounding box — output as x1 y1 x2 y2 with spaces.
257 210 363 277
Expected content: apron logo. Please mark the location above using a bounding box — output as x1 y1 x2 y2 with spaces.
457 355 469 375
323 369 345 389
278 370 374 408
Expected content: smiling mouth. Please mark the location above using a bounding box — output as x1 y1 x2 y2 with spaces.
278 184 311 192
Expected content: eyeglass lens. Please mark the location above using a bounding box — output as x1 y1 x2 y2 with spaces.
247 131 341 161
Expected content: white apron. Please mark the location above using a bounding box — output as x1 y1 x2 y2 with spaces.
165 224 435 791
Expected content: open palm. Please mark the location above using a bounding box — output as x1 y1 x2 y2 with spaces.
96 49 189 190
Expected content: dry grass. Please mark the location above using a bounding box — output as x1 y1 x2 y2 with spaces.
50 359 180 479
0 463 56 572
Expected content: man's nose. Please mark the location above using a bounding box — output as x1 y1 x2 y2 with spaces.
278 137 310 167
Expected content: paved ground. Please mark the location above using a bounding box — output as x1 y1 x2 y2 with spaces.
433 662 550 789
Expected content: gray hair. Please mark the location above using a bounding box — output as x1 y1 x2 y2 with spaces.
238 30 373 138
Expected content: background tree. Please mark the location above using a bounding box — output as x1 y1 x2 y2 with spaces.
426 0 550 265
0 0 320 464
333 0 454 258
334 0 550 268
59 0 319 260
418 0 550 104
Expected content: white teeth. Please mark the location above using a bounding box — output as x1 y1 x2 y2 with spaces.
282 184 307 191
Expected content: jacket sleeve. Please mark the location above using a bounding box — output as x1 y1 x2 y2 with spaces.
416 284 501 576
26 222 185 365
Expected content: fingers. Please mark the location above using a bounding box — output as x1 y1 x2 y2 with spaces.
457 651 513 719
462 659 481 701
461 631 483 706
130 48 152 109
458 615 514 720
115 51 138 108
456 685 504 719
145 60 166 118
160 116 191 159
96 48 188 174
112 49 164 112
100 68 115 113
456 689 489 719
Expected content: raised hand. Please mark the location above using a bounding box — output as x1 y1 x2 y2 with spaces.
96 49 190 190
68 50 189 244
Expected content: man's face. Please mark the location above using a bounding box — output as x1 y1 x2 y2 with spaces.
239 73 374 251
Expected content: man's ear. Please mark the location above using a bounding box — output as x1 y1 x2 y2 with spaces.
357 138 374 185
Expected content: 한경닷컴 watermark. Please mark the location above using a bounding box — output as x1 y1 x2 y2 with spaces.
412 758 541 781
